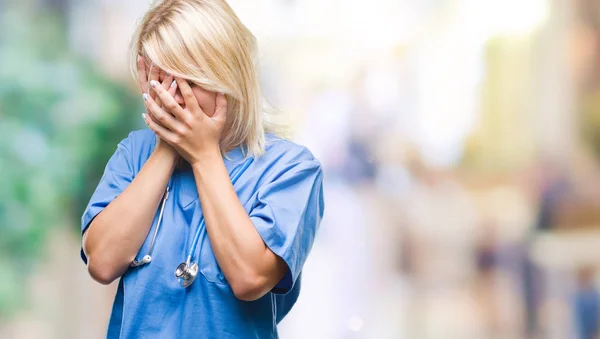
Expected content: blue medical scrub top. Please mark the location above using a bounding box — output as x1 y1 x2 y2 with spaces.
80 129 325 339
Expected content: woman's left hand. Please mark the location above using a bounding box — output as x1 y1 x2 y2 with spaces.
142 78 227 165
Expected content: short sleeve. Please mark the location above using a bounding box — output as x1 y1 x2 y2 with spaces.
80 134 135 264
250 159 325 294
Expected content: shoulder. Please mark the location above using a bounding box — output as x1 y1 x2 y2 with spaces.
262 134 321 169
123 129 156 151
118 128 156 155
117 129 156 172
254 135 324 205
254 134 323 184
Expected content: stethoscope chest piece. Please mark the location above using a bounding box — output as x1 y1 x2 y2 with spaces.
175 262 198 288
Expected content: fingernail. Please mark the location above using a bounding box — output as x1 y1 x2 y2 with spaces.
170 80 177 88
137 55 141 62
150 80 159 88
143 93 149 101
142 113 147 120
166 71 171 77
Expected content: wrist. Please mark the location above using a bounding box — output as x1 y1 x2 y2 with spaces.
191 148 223 172
152 145 178 164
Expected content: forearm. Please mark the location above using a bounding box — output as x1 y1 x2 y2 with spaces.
192 153 285 300
83 148 177 284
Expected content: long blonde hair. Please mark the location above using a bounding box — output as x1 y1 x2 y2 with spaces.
130 0 287 156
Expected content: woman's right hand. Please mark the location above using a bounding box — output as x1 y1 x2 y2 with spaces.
84 57 180 284
137 55 179 157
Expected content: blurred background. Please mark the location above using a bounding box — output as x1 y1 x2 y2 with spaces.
2 0 600 338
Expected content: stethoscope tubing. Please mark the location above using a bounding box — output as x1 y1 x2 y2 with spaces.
148 179 171 257
131 156 253 285
130 176 173 267
184 157 254 264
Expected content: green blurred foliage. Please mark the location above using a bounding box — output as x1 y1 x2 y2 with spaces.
0 4 142 317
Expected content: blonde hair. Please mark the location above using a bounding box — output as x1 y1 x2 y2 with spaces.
130 0 287 156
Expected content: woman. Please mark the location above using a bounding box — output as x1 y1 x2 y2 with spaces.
80 0 324 338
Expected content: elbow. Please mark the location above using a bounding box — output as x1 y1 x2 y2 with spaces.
83 237 126 285
86 255 121 285
230 274 269 302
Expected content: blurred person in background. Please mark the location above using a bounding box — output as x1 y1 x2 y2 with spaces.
80 0 324 338
573 267 600 339
522 157 570 338
473 221 501 337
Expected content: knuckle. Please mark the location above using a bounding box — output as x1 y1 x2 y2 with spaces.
154 112 165 122
165 101 178 111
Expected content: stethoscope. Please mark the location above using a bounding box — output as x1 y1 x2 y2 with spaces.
130 157 253 288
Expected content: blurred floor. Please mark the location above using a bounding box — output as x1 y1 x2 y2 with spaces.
0 229 115 339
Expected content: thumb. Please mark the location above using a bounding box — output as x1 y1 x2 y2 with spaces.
213 92 228 121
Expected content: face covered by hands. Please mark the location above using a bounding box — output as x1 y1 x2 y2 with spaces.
141 68 227 166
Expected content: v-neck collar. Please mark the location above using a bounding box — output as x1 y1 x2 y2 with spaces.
175 144 248 209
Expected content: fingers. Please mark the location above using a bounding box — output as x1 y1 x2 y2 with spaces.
155 72 173 109
175 77 202 115
213 92 228 121
150 80 190 122
161 73 174 92
137 56 149 95
143 91 185 133
168 78 177 97
148 63 161 100
139 57 176 124
138 56 155 118
142 113 178 143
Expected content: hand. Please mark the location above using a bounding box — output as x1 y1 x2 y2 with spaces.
142 77 227 165
136 56 178 155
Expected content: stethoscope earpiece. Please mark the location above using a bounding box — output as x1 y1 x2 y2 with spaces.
131 254 152 267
